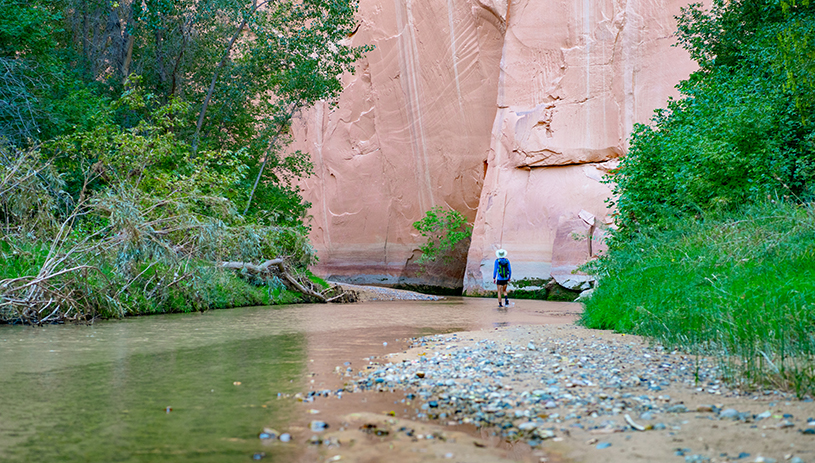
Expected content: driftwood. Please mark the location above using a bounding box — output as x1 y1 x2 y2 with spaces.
219 258 354 303
0 264 99 325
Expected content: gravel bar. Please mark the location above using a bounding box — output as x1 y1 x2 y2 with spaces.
346 324 814 462
331 282 444 302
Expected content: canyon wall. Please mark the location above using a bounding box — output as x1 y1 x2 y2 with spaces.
291 0 697 291
463 0 697 293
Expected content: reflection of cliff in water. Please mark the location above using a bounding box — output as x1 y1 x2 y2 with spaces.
292 0 697 292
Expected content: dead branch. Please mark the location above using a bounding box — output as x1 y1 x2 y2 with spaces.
219 258 354 303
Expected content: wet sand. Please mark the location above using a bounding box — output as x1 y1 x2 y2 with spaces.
279 292 815 463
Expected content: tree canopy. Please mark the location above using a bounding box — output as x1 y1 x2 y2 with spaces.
609 0 815 240
2 0 369 223
0 0 369 323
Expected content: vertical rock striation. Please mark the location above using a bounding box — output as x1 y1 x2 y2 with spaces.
463 0 696 293
292 0 505 290
291 0 696 293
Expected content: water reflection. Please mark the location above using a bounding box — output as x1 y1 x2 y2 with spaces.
0 297 579 462
0 333 305 462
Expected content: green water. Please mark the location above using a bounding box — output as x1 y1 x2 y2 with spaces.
0 298 578 462
0 324 304 462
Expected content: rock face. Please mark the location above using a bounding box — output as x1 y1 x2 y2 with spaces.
291 0 697 292
292 0 504 290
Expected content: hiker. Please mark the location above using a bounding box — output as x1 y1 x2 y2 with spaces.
493 249 511 307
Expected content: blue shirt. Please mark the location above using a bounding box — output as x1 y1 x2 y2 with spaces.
493 258 511 280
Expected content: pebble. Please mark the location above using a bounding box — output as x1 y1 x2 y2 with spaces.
279 433 292 442
684 455 709 463
310 421 329 432
666 404 688 413
720 408 740 419
331 326 807 457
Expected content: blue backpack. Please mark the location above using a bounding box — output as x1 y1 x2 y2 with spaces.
496 258 510 279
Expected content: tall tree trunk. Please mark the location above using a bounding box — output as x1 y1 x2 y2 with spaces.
170 19 191 98
192 0 268 155
121 34 135 81
155 28 167 87
243 107 296 215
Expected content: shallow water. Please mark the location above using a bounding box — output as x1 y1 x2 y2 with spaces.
0 297 579 462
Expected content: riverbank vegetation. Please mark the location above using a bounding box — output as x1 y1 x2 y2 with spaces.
412 206 472 267
582 0 815 395
0 0 368 324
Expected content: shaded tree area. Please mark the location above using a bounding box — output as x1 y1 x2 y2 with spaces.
0 0 368 323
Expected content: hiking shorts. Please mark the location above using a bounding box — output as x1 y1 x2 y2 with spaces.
496 279 509 286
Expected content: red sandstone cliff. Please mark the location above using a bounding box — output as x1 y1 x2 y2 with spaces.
290 0 697 292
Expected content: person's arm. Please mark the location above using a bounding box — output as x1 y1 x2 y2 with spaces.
493 260 498 281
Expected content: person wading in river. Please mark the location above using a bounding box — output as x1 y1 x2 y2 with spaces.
493 249 511 308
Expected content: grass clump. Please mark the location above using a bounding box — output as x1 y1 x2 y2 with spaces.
581 201 815 395
583 0 815 396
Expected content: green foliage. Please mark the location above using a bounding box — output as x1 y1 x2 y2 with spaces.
778 1 815 120
589 0 815 395
0 144 65 236
0 0 58 58
412 206 472 265
0 85 317 323
0 0 372 322
610 0 815 241
0 1 106 146
582 201 815 395
0 0 371 223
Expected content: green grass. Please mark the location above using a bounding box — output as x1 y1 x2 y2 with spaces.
107 264 307 317
307 271 330 290
581 201 815 396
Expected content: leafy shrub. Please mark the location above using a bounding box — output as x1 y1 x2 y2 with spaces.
0 86 315 324
587 0 815 395
610 0 815 241
412 206 472 265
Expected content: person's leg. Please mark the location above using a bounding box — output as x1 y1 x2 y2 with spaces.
497 284 504 306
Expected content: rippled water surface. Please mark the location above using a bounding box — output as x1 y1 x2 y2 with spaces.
0 297 579 462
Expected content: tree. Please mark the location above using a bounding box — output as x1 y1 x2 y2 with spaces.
0 0 370 322
607 0 815 240
3 0 369 223
0 0 105 146
413 206 472 265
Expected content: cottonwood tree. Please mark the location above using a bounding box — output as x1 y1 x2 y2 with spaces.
12 0 368 223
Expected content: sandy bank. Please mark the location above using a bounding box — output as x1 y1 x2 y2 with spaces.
298 322 815 463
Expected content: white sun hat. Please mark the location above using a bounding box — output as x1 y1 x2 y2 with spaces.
495 249 507 258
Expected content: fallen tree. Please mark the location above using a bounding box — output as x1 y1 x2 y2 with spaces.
219 258 355 303
0 115 355 325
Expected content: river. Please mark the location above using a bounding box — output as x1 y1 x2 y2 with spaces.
0 297 579 462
